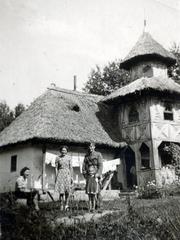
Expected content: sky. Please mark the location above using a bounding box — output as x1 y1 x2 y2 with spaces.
0 0 180 108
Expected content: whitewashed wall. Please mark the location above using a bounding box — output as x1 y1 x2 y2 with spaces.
0 145 35 192
130 61 167 80
0 144 119 193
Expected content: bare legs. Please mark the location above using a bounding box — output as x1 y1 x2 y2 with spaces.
88 194 96 212
59 191 70 210
59 193 64 210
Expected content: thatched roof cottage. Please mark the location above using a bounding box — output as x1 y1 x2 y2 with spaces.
0 87 125 192
0 31 179 193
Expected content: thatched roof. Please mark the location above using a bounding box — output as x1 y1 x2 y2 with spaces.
120 32 176 70
0 87 125 149
102 77 180 103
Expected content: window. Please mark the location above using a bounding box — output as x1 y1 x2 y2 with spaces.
11 155 17 172
140 143 150 169
129 107 139 123
164 102 173 121
142 65 153 78
69 103 80 112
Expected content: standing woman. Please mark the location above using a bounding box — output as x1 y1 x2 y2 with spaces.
55 146 73 210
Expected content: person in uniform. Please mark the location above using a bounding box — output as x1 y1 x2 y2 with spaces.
82 142 103 211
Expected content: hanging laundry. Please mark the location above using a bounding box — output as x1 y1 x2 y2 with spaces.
45 152 57 167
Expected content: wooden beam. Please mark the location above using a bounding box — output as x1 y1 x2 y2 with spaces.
42 145 46 192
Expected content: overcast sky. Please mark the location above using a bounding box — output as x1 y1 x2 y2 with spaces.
0 0 180 108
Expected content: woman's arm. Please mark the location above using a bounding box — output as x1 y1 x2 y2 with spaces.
69 157 73 182
55 157 59 177
82 156 87 179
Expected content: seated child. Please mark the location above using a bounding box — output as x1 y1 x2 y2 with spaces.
86 165 99 212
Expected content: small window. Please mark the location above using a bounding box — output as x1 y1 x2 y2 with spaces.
11 155 17 172
164 102 173 121
72 104 80 112
140 143 150 169
142 65 153 78
69 104 80 112
129 107 139 123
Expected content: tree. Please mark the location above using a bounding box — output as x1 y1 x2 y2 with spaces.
168 43 180 83
15 103 26 118
0 101 26 132
84 43 180 96
84 60 131 95
0 101 14 132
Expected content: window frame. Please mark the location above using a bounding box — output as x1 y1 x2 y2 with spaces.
128 106 139 124
163 102 174 121
140 143 150 170
142 65 153 78
11 155 17 172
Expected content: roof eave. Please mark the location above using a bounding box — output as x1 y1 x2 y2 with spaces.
103 88 180 104
120 54 176 70
0 137 126 151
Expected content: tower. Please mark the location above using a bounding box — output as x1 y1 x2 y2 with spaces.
103 32 180 188
121 32 176 80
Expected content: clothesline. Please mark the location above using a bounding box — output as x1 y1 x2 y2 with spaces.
45 152 121 174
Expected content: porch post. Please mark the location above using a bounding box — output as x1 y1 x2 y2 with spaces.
151 140 162 186
42 145 46 191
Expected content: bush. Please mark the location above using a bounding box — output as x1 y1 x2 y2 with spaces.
137 180 162 199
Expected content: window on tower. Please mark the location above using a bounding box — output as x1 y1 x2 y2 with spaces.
129 107 139 123
164 102 173 121
142 65 153 78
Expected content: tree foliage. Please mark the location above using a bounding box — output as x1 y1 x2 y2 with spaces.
14 103 26 118
0 101 14 132
168 42 180 83
84 43 180 96
0 101 26 132
84 60 131 95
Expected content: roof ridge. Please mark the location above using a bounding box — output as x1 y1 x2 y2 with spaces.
47 86 103 99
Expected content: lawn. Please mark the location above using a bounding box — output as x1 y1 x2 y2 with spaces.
1 195 180 239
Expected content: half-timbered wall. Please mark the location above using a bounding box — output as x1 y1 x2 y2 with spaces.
118 96 180 187
117 98 154 187
150 97 180 185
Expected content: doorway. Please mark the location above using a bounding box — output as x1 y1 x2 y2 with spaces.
124 147 137 189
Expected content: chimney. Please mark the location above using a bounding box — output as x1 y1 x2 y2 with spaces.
73 75 77 91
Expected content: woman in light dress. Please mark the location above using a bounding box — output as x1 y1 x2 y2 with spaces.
55 146 73 210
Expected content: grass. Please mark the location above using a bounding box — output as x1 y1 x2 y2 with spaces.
1 196 180 239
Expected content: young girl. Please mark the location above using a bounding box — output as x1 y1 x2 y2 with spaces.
86 165 99 212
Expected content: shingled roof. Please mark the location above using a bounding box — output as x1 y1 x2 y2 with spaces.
0 87 125 149
120 32 176 70
102 77 180 103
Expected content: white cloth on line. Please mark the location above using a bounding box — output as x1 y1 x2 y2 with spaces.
102 158 121 174
45 152 57 167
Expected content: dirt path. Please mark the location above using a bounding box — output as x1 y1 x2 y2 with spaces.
55 210 119 225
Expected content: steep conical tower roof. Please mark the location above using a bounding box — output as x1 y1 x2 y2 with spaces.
120 32 176 70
